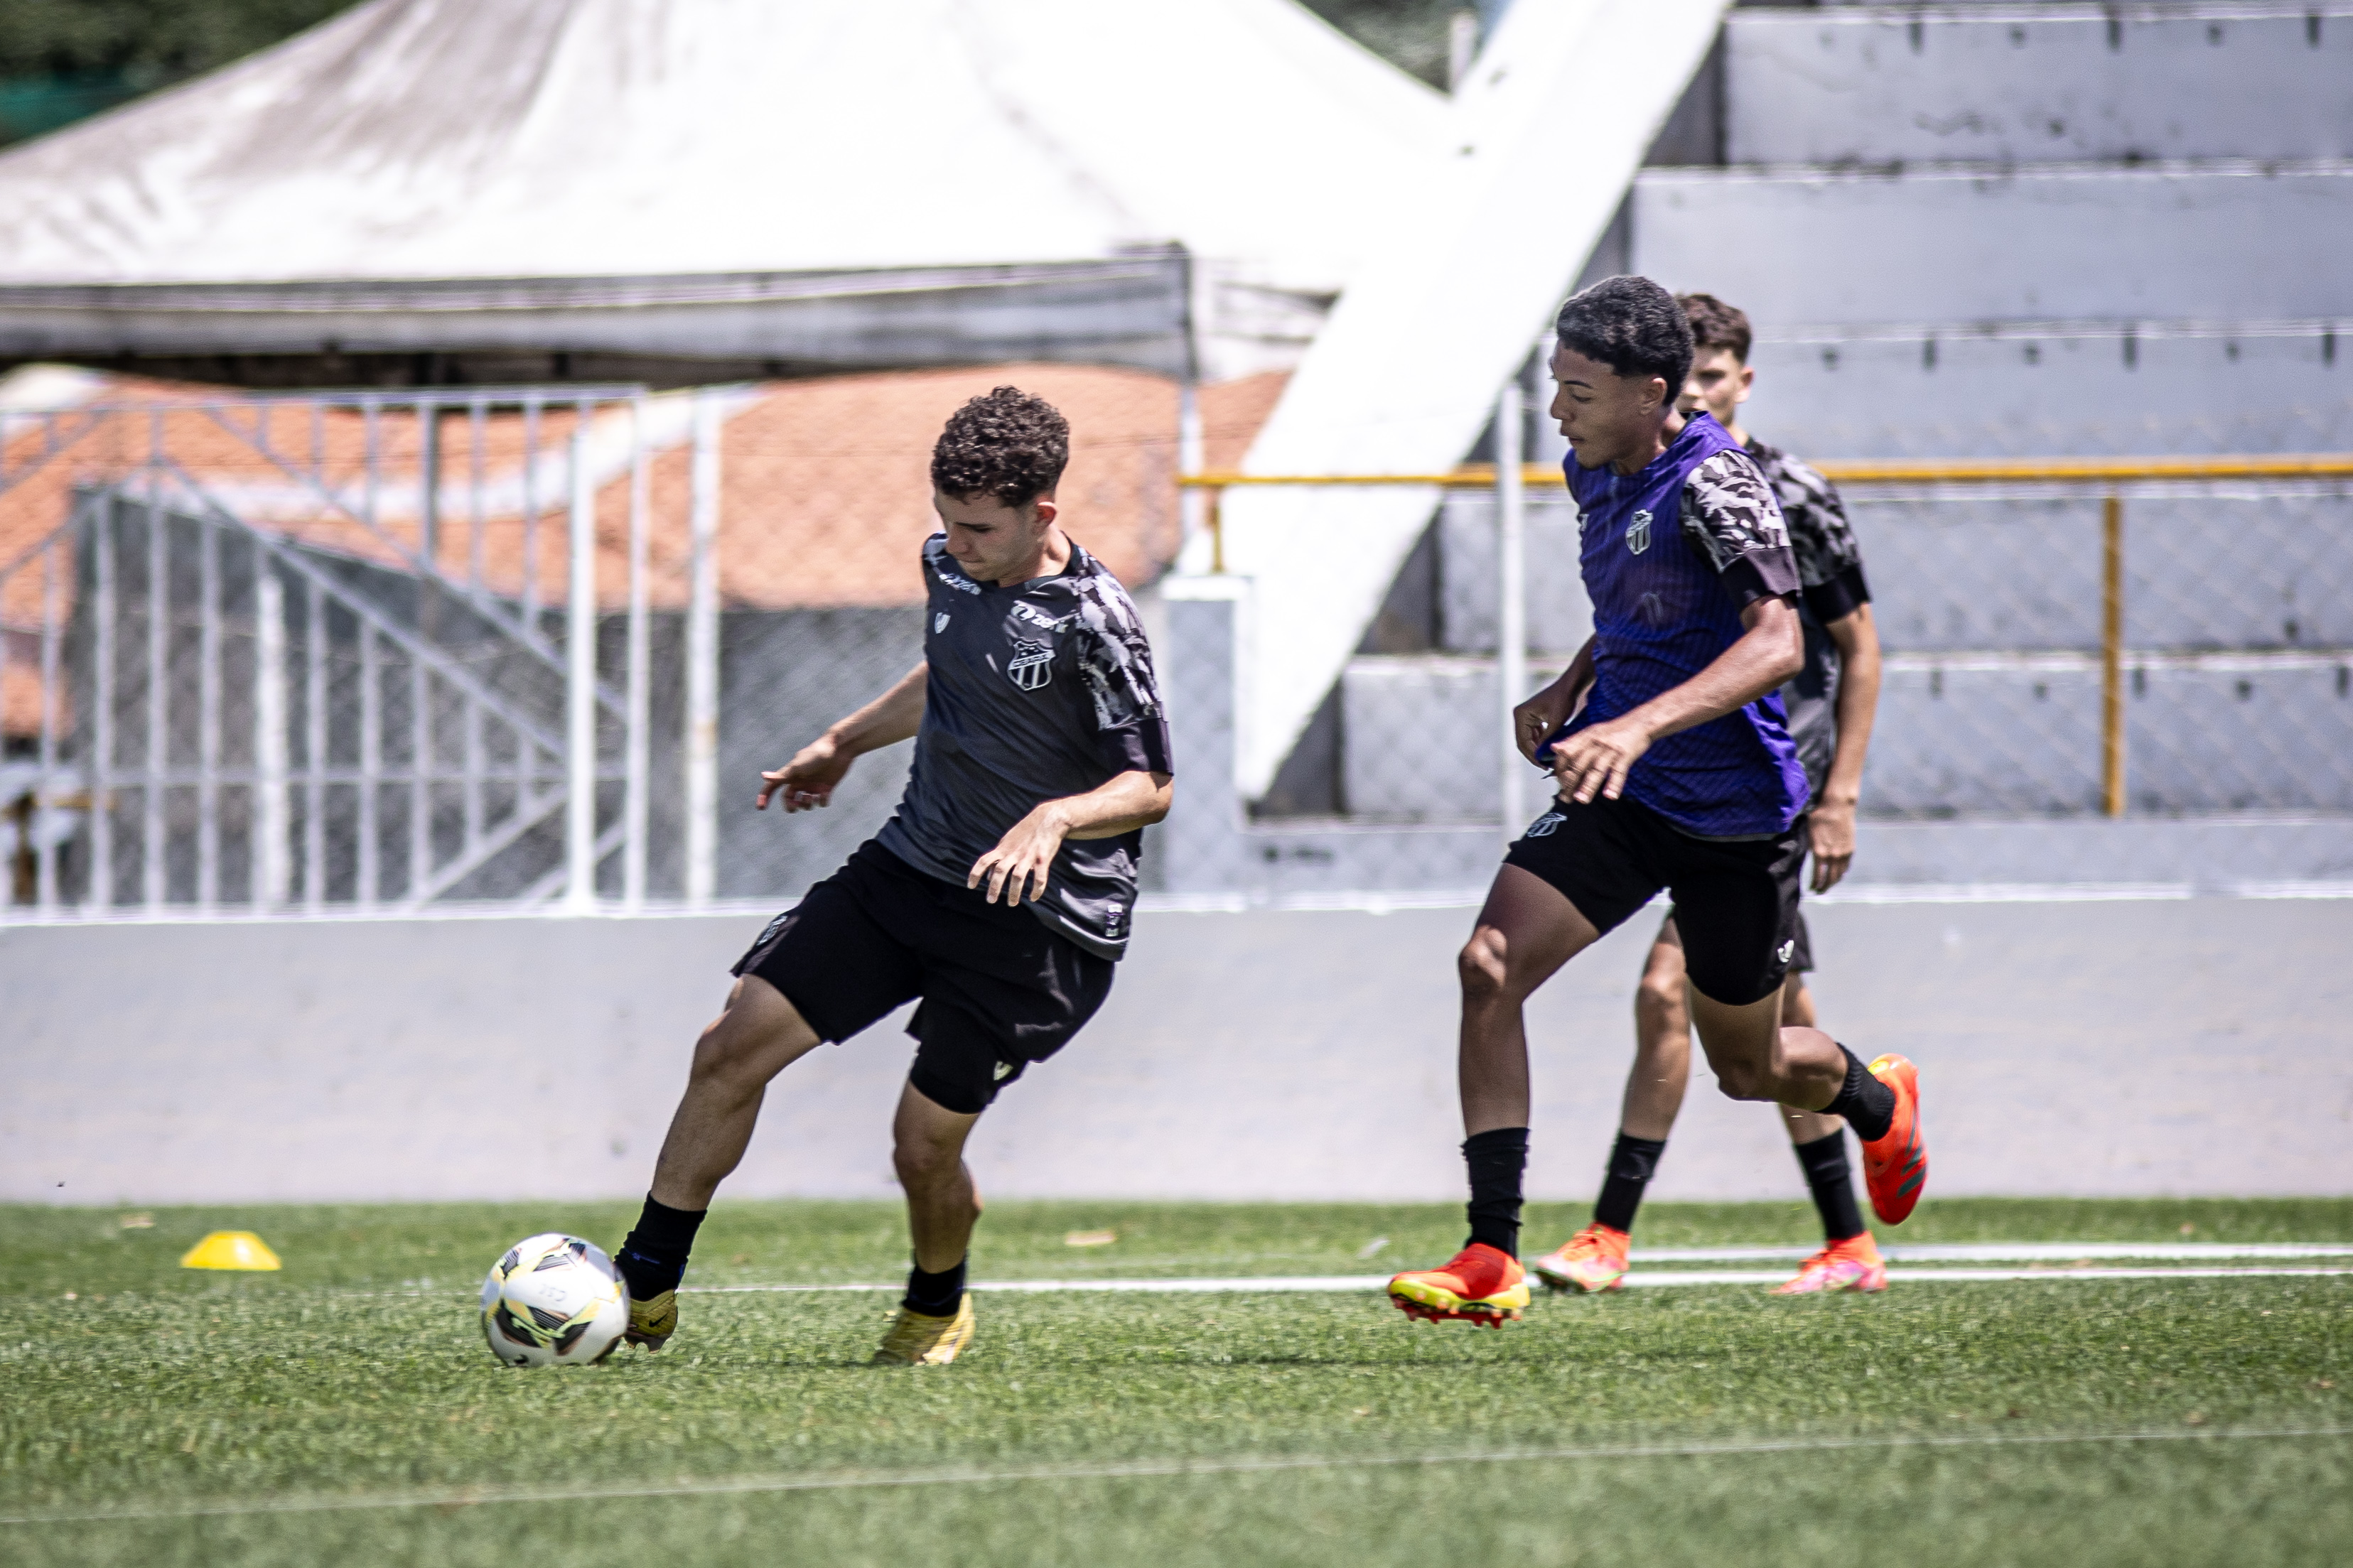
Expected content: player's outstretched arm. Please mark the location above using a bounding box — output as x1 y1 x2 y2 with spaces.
968 769 1173 907
1810 603 1883 891
756 661 929 813
1551 596 1804 805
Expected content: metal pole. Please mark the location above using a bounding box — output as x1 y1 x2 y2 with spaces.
37 535 62 913
418 401 440 576
409 649 429 901
2101 494 2126 818
623 397 652 911
564 426 598 914
1178 378 1204 558
684 390 722 908
1495 379 1527 845
144 468 167 914
197 516 220 913
92 497 115 914
304 577 325 912
358 622 379 907
522 396 542 631
255 566 289 909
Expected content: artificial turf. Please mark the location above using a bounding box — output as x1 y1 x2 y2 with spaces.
2 1197 2347 1566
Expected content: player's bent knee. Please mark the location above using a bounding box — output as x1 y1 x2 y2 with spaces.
1457 929 1514 1001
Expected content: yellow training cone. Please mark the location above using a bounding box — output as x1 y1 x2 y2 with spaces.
180 1231 281 1271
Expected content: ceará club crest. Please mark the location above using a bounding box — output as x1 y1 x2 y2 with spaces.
1625 509 1653 555
1006 638 1055 691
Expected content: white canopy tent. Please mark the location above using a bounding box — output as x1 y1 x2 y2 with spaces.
0 0 1446 379
1190 0 1731 797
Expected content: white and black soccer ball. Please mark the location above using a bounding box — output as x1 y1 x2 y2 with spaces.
480 1233 629 1368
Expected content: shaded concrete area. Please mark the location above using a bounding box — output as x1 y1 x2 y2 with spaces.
3 896 2348 1206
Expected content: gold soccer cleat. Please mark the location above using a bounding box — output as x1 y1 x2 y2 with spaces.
871 1294 977 1366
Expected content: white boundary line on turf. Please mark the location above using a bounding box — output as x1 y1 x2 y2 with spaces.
684 1265 2353 1296
4 1424 2346 1529
1651 1243 2353 1263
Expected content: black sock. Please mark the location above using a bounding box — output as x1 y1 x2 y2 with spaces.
1463 1128 1529 1255
1593 1132 1667 1234
615 1194 706 1300
904 1257 968 1316
1824 1047 1896 1142
1792 1131 1867 1243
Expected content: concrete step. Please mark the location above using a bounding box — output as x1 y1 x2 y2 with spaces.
1632 163 2353 325
1336 649 2353 820
1427 491 2353 657
1728 7 2353 166
1732 327 2352 458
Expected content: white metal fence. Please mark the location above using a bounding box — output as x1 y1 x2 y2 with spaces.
0 389 722 919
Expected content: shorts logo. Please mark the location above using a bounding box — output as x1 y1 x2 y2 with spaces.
1626 509 1653 555
1777 939 1796 963
934 612 949 633
991 1059 1016 1082
1524 810 1565 838
1007 638 1054 691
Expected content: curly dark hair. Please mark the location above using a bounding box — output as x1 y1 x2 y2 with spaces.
930 386 1070 504
1676 291 1753 363
1554 276 1694 400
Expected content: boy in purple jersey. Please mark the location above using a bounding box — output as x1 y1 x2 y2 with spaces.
1534 293 1892 1299
1388 278 1924 1327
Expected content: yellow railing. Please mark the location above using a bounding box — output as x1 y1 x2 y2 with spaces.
1178 455 2353 818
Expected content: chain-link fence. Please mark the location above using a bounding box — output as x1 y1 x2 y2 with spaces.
0 372 1198 921
1207 462 2353 856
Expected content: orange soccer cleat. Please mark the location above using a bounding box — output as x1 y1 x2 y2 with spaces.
1770 1232 1888 1295
1858 1054 1927 1224
1531 1223 1632 1294
1388 1242 1531 1326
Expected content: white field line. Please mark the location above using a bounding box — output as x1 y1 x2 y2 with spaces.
4 1424 2346 1529
1652 1243 2353 1263
686 1265 2353 1297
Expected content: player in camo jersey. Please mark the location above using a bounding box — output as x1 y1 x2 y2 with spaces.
1533 292 1895 1299
1387 277 1922 1329
610 387 1173 1365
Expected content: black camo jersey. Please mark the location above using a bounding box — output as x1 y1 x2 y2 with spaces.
1744 437 1871 799
874 534 1172 960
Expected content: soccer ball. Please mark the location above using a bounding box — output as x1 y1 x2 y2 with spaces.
480 1233 629 1367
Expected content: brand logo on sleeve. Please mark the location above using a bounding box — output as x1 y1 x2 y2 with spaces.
1007 638 1055 691
1625 509 1653 555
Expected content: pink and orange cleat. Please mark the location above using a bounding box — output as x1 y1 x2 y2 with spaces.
1858 1054 1928 1224
1771 1232 1888 1295
1531 1223 1633 1294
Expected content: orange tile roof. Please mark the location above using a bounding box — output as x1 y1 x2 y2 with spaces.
0 363 1288 735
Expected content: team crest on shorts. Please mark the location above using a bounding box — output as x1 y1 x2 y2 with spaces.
1524 810 1565 838
1625 509 1653 555
1007 638 1055 691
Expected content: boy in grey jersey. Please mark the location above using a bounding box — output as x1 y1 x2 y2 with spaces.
1535 293 1891 1298
610 387 1173 1365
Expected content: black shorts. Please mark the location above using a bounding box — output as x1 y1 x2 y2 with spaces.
1659 905 1811 975
732 840 1116 1115
1504 794 1804 1006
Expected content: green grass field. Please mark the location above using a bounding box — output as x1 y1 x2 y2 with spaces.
4 1197 2348 1566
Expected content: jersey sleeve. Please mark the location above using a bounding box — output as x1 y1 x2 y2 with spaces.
1071 578 1175 777
1769 451 1868 593
1678 448 1801 608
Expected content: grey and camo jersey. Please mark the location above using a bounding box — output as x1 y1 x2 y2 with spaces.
873 534 1173 960
1743 437 1873 799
